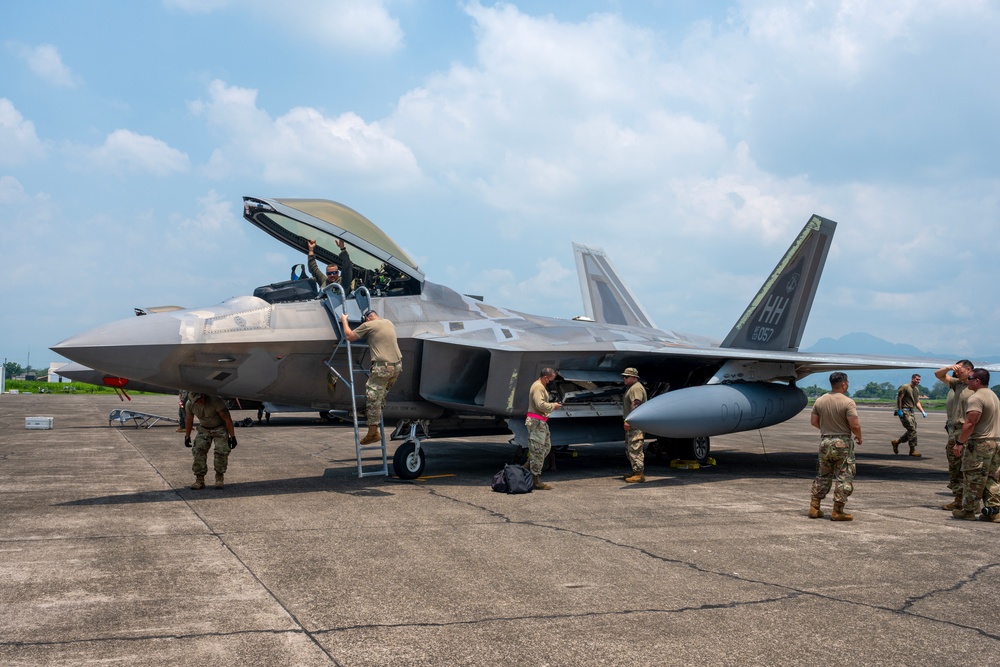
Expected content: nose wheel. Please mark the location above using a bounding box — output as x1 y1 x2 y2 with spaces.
393 440 426 479
391 421 430 479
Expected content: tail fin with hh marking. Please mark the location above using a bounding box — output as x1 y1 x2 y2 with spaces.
720 214 837 351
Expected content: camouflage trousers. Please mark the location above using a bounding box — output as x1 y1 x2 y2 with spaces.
365 362 401 425
960 438 1000 513
625 428 645 473
192 426 231 476
526 417 552 476
896 410 918 451
945 422 964 495
810 435 856 504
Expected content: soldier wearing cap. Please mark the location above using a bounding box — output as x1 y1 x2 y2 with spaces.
621 367 648 483
183 392 237 490
341 309 403 445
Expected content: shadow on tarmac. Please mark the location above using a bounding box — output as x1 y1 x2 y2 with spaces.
55 445 947 506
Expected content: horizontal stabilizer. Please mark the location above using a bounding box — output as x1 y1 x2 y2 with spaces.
573 242 656 328
721 215 836 351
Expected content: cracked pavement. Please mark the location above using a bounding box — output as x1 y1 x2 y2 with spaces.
2 394 998 666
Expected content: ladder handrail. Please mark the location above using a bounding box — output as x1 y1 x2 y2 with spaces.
319 283 388 478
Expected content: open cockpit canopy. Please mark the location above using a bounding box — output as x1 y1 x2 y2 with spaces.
244 197 424 297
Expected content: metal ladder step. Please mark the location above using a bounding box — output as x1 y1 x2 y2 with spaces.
320 283 389 478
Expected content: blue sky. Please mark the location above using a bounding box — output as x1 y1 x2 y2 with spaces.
3 0 999 371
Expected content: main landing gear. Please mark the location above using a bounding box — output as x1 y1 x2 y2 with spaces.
649 436 711 465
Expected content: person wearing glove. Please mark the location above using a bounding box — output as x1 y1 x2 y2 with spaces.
890 374 925 457
183 392 237 490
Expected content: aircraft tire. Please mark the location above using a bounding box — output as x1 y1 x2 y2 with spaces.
393 441 425 479
690 436 711 465
651 436 710 465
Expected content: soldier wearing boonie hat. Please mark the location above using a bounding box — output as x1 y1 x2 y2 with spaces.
621 368 647 483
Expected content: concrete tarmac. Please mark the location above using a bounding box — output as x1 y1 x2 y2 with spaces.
1 394 999 666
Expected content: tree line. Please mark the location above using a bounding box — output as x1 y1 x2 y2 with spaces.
803 380 1000 400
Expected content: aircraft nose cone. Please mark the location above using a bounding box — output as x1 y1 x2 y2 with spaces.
51 312 185 379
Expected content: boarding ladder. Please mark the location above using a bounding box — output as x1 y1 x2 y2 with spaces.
321 284 389 478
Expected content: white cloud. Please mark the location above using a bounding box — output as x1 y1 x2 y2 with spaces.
732 0 994 81
89 129 190 176
0 99 47 166
377 2 1000 353
466 256 578 318
0 181 56 290
390 3 738 232
0 176 27 204
175 189 241 234
164 0 403 54
191 79 421 189
8 42 81 87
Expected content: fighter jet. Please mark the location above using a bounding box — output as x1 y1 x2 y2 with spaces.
52 197 967 478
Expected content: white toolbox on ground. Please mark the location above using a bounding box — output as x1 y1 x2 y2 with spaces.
25 416 54 430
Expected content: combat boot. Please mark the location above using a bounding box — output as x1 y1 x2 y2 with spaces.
624 472 646 483
532 474 553 490
214 473 224 490
941 495 963 511
190 475 205 490
891 439 900 454
951 509 977 520
808 497 824 519
909 449 922 457
831 502 853 521
359 425 381 445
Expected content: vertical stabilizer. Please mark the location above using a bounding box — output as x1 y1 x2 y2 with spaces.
721 215 836 351
573 242 656 328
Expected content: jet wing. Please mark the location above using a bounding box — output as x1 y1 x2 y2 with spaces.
412 331 982 376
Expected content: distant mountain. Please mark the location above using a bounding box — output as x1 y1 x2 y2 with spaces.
798 332 994 393
806 332 933 357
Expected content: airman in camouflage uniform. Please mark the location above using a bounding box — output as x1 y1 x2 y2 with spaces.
525 368 562 490
891 374 924 456
934 361 974 510
184 392 237 490
809 372 863 521
621 367 648 483
341 309 403 445
951 368 1000 522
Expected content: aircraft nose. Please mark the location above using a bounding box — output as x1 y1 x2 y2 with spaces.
51 312 185 379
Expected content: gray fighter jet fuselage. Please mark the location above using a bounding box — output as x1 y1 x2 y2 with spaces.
53 197 973 478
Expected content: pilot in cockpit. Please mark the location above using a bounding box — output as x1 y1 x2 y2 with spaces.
307 238 354 292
